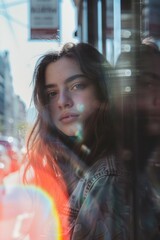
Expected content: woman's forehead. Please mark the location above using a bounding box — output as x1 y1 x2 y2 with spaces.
46 57 81 74
141 54 160 78
45 57 84 85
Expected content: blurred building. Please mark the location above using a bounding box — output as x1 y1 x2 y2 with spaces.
73 0 160 64
0 54 5 133
0 51 26 141
3 51 15 137
13 95 27 144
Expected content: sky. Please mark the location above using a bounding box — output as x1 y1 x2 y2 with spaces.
0 0 77 109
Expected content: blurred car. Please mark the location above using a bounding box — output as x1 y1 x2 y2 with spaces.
0 144 11 181
0 136 21 173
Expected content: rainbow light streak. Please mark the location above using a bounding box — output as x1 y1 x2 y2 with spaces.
75 124 83 142
30 185 63 240
0 184 65 240
76 103 85 113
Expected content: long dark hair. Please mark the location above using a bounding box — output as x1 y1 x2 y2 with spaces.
24 42 116 184
114 43 160 170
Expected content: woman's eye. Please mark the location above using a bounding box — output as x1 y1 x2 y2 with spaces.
47 91 57 99
71 83 86 91
139 79 153 89
144 81 153 89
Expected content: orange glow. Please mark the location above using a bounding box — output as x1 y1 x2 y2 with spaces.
0 165 70 239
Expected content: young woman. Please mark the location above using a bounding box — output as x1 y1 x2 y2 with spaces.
1 42 127 239
24 42 117 183
115 42 160 240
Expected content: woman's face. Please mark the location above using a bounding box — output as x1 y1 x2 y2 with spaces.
44 57 101 138
136 72 160 136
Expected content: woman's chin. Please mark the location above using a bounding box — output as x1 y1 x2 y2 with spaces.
59 128 76 137
146 122 160 137
60 124 84 141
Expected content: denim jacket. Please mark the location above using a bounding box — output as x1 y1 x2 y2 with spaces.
61 156 128 240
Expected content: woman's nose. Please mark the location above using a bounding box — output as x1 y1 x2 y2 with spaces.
153 86 160 107
57 90 73 109
153 95 160 107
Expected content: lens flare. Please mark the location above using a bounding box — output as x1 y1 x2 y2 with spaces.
75 124 83 141
0 170 70 240
76 103 85 112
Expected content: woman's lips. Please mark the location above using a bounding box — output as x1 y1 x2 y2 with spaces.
59 114 79 123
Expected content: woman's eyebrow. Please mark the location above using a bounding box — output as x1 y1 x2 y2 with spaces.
45 83 56 89
45 74 86 89
65 74 86 83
